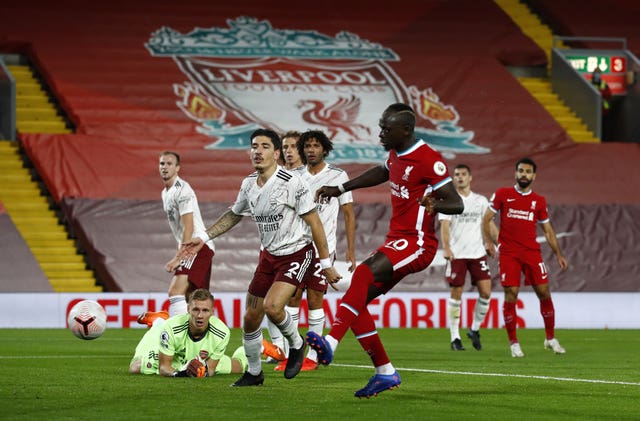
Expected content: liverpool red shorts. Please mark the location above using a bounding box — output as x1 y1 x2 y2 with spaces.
375 236 437 294
499 251 548 287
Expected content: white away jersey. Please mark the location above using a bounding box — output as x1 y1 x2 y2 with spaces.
161 176 213 249
297 164 352 255
438 191 489 259
231 167 316 256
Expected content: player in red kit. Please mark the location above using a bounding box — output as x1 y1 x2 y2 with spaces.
482 157 568 358
307 103 463 398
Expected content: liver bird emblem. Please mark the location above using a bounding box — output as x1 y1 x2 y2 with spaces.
297 95 370 140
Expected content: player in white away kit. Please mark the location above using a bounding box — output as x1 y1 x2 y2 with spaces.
308 103 463 398
139 151 214 325
265 131 304 362
273 130 356 372
183 129 341 386
281 131 305 171
438 164 497 351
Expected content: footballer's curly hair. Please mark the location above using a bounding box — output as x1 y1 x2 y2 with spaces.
298 130 334 159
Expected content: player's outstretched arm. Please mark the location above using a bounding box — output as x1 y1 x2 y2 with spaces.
181 210 243 254
315 164 389 201
205 210 243 240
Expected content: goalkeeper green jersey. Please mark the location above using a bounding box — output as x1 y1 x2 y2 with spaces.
133 314 230 374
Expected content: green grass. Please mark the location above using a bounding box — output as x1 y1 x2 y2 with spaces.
1 328 639 420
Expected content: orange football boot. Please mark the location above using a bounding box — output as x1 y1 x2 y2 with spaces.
137 310 169 327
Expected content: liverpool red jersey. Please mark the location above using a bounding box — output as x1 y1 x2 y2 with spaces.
385 140 451 248
489 186 549 254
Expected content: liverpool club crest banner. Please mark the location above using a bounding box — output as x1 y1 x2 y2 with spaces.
146 16 488 162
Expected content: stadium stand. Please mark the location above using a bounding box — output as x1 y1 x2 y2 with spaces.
0 200 52 292
1 0 639 292
529 0 640 56
0 66 99 292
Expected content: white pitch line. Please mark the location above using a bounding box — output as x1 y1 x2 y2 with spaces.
332 363 640 387
2 356 639 386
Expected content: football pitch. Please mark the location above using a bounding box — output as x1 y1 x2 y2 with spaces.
1 328 639 420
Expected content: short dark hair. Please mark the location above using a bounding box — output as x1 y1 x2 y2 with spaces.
455 163 471 173
385 103 416 128
250 128 282 151
298 130 333 159
516 157 537 172
161 150 180 165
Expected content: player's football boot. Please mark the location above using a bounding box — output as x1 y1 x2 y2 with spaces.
284 336 306 379
306 332 333 365
544 338 566 354
450 338 465 351
466 328 482 350
354 371 401 399
136 310 169 327
510 342 525 358
273 359 287 371
300 357 319 371
231 371 264 387
261 339 286 361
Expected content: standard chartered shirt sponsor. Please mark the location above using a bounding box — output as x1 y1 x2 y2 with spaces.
506 208 534 221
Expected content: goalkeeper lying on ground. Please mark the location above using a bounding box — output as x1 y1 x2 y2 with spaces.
129 288 247 377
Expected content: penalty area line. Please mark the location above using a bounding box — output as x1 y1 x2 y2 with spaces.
332 363 640 387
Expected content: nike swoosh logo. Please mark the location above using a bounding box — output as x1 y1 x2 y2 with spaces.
507 198 516 202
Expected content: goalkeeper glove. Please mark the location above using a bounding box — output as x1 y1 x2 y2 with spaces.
186 358 208 378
